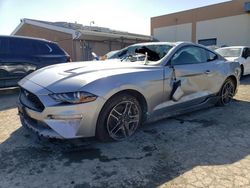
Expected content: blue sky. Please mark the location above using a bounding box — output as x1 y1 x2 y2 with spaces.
0 0 230 35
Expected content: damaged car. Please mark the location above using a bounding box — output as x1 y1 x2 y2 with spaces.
18 42 241 141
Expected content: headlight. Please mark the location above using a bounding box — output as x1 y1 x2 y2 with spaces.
49 91 97 104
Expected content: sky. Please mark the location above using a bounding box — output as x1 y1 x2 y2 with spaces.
0 0 231 35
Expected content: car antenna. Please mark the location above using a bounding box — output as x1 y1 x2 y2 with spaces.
144 52 148 65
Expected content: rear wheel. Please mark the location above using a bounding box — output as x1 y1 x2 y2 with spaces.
96 94 142 142
217 78 236 106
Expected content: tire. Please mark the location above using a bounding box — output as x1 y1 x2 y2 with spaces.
240 65 244 79
96 94 142 142
217 78 236 106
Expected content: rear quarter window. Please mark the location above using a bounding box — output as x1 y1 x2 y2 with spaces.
34 42 52 55
32 41 66 55
47 43 67 55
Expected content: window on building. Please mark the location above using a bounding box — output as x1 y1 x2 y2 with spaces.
198 38 217 46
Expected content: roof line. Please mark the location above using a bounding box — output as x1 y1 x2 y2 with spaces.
11 18 152 41
12 19 77 38
11 21 25 35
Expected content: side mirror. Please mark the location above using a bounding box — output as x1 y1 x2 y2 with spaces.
207 55 217 62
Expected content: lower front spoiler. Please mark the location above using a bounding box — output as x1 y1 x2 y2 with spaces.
19 111 63 139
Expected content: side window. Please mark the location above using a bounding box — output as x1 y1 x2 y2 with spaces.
207 50 218 62
171 46 207 65
247 48 250 58
0 38 9 54
9 38 35 55
242 48 250 58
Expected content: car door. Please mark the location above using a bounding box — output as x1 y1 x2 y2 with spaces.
0 37 10 88
4 38 37 87
165 45 222 105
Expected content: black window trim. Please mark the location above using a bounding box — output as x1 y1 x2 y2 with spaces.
206 49 218 62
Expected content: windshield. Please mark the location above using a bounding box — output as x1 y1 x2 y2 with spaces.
216 48 242 58
108 44 173 63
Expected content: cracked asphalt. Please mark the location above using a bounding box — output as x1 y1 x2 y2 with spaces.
1 76 250 188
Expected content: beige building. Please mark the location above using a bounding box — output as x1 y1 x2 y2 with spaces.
151 0 250 47
12 18 152 61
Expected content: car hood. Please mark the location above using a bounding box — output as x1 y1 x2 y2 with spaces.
20 60 158 93
224 57 239 62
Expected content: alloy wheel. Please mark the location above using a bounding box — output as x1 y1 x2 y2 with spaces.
107 100 140 140
221 80 235 105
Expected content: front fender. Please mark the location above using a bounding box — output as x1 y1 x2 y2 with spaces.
81 70 164 113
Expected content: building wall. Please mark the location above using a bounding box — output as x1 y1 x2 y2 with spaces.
14 24 121 61
74 40 83 61
78 40 111 61
196 14 250 46
14 24 75 60
151 0 250 46
14 23 151 62
76 39 149 61
153 23 192 42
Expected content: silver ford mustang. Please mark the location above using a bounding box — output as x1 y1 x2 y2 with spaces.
18 42 240 141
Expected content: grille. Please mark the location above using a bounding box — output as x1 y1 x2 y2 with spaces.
20 88 45 112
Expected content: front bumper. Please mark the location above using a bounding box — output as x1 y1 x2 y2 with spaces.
18 96 106 139
17 79 106 139
18 105 63 139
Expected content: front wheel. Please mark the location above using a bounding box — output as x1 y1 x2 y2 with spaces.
217 78 236 106
96 94 142 142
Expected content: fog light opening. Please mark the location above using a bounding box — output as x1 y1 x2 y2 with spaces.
47 114 83 120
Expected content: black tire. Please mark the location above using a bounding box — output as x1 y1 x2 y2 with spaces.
96 94 142 142
217 78 236 106
240 65 244 79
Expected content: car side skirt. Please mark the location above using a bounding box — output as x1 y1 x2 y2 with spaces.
146 95 219 123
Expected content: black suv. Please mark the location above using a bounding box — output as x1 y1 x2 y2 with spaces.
0 35 71 88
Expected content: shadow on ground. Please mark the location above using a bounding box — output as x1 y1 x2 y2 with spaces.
240 75 250 85
1 99 250 187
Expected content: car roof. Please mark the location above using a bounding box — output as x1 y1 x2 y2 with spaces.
0 35 53 43
121 41 217 56
128 41 205 47
128 42 178 47
217 46 250 50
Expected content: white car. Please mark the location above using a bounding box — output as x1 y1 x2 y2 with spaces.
216 46 250 77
